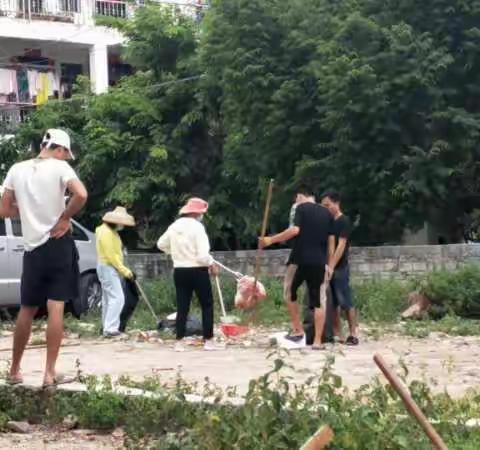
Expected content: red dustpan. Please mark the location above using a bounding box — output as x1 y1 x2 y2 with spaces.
214 276 250 337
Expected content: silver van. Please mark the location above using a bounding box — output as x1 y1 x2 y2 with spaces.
0 217 101 315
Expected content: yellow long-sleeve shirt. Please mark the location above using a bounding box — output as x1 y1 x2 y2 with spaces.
95 223 132 279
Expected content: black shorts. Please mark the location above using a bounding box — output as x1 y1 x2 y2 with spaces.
290 264 325 309
21 235 80 308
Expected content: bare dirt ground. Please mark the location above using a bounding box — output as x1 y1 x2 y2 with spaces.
0 326 479 397
0 426 123 450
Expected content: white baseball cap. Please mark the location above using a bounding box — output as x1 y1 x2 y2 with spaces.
41 129 74 160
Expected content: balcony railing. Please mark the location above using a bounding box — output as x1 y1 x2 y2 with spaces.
95 0 208 19
96 0 127 18
0 0 209 23
0 0 80 21
0 105 34 134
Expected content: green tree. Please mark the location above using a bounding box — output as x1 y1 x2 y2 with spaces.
203 0 480 244
3 0 480 247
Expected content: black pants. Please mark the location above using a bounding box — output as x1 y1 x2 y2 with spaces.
173 267 214 340
119 279 140 333
290 264 326 308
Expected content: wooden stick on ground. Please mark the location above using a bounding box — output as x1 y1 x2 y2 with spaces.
300 425 334 450
373 354 448 450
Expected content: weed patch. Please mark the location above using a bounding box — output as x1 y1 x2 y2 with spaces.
0 358 479 449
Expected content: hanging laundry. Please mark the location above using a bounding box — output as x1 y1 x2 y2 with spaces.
47 71 59 94
36 73 50 105
27 70 38 98
16 68 30 103
0 68 17 97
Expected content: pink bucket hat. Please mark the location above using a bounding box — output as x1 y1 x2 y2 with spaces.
179 197 209 215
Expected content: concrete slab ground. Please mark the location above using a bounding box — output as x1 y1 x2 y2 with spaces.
1 331 479 398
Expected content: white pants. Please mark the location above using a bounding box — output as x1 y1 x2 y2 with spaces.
97 263 125 335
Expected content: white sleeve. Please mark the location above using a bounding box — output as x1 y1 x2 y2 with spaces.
60 162 78 186
2 165 15 191
157 228 171 254
195 223 214 266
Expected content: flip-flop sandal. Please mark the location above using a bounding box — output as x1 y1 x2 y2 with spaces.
311 344 326 351
6 376 23 386
42 374 77 389
345 336 359 346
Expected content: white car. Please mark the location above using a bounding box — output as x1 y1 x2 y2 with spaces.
0 217 101 315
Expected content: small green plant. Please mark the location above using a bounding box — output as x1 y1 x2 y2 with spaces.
403 315 480 338
74 375 125 429
0 411 10 431
353 277 412 323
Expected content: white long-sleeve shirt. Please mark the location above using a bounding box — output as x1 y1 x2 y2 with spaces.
157 217 214 268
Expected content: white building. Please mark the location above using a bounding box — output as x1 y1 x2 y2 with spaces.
0 0 207 133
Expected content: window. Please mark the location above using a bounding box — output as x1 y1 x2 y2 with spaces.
72 223 89 242
11 218 22 237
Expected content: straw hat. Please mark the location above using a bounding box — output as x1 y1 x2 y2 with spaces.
102 207 135 227
179 197 209 215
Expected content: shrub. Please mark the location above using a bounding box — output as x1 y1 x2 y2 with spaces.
353 278 411 323
422 265 480 318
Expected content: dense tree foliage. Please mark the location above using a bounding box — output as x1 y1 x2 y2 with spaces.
2 0 480 247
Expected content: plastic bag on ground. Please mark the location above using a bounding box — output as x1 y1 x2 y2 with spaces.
234 276 267 310
269 331 306 350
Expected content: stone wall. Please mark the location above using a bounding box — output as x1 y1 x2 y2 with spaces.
127 244 480 281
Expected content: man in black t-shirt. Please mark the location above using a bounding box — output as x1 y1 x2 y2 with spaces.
259 187 335 349
321 191 358 345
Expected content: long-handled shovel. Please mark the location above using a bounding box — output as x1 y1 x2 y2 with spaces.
135 279 161 327
214 275 238 324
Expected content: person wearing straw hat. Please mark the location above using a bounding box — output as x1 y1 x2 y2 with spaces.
1 128 88 388
96 206 135 338
157 197 223 352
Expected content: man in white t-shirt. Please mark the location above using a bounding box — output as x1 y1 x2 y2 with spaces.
0 129 88 388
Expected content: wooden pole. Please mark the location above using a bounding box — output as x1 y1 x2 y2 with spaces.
250 179 274 308
300 425 334 450
373 354 448 450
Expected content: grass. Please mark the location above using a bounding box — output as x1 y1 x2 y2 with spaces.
2 267 480 339
59 272 480 339
401 315 480 338
352 278 412 323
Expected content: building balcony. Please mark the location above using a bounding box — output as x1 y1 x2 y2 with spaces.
0 0 82 23
0 0 208 24
0 104 35 134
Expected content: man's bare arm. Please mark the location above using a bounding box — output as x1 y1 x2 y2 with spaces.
51 179 88 238
259 226 300 248
62 179 88 219
330 237 347 269
0 189 19 218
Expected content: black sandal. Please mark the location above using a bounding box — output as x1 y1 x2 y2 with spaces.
345 336 359 346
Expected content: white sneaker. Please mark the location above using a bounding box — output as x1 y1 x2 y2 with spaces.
204 340 226 351
174 341 186 352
